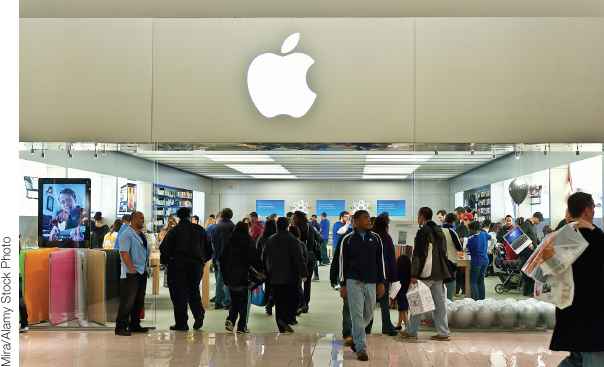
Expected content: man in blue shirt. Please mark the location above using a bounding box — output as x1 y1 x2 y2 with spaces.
112 214 131 249
319 212 331 265
332 211 350 251
115 211 151 336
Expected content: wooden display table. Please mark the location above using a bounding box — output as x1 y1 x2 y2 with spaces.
149 255 210 308
457 255 472 299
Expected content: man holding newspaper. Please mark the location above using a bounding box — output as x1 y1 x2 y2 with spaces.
523 192 604 367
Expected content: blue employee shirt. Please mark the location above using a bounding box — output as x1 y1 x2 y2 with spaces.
206 223 216 234
319 219 330 240
119 226 151 278
465 231 491 266
112 224 130 249
332 222 346 247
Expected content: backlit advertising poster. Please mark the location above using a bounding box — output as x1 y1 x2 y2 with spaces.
256 200 285 217
119 183 137 214
377 200 406 216
316 200 345 216
38 178 91 248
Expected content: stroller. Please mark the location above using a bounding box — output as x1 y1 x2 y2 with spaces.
493 243 523 294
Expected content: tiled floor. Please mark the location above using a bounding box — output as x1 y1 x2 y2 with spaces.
20 330 568 367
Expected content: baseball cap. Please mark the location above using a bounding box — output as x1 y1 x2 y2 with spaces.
533 212 544 221
121 214 131 222
462 213 474 220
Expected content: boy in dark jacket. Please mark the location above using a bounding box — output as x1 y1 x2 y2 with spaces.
159 208 213 331
338 210 386 361
549 193 604 366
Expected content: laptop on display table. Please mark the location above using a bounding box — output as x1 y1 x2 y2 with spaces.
504 226 533 254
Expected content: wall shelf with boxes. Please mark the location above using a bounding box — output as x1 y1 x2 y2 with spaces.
152 184 193 232
477 188 491 221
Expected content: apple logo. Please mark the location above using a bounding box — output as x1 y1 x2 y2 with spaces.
247 33 317 118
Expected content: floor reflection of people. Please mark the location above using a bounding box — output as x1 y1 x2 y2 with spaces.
49 188 84 241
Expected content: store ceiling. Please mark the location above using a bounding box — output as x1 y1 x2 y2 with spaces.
22 142 603 181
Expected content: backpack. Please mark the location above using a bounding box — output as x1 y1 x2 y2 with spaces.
306 224 321 256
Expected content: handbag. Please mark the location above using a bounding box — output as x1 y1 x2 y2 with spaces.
243 264 267 290
251 285 267 307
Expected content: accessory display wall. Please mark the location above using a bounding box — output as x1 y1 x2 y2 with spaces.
49 249 79 326
86 249 106 325
24 248 59 324
101 249 121 323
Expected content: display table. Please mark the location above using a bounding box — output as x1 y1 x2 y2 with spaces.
150 254 210 307
150 257 160 295
457 255 472 299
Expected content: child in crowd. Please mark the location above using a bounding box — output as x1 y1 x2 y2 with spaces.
395 254 412 331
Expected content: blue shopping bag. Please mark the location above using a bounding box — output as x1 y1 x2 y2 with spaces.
251 285 266 307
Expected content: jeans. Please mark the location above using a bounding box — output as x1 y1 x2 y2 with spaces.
167 267 204 327
470 265 487 301
314 262 319 277
365 281 395 333
557 351 604 367
406 280 450 338
342 298 352 339
115 272 147 331
215 261 231 305
346 279 376 352
273 283 299 332
321 238 330 264
227 288 249 332
445 270 457 301
303 252 317 308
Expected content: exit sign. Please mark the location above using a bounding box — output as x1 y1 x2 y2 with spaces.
226 183 236 190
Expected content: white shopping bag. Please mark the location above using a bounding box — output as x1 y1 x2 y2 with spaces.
420 243 433 278
534 268 575 309
406 280 435 316
389 281 401 299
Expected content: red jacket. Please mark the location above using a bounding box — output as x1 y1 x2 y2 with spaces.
504 226 520 260
250 221 264 247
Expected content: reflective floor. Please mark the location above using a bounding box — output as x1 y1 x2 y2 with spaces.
20 331 568 367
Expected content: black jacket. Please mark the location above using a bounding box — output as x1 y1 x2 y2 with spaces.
550 225 604 352
263 230 308 285
497 225 513 243
411 221 451 281
456 222 469 239
297 223 323 262
210 219 235 259
555 219 567 231
219 231 262 287
159 221 212 270
338 229 385 284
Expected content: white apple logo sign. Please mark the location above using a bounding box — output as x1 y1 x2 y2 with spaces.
247 33 317 118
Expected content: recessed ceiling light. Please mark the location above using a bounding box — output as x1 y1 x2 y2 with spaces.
362 175 408 179
363 165 420 174
365 155 432 162
226 164 290 174
205 155 274 162
250 175 297 179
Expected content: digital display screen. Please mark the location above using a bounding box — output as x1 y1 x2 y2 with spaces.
316 200 345 216
38 178 91 248
256 200 285 217
376 200 406 216
504 226 523 245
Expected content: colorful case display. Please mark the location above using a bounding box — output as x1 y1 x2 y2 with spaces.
23 247 59 324
87 249 106 325
49 249 77 325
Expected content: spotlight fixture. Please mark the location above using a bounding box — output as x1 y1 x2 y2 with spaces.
30 145 35 154
68 153 73 158
492 150 496 160
544 143 547 155
67 143 72 156
94 143 98 159
133 145 138 155
470 143 474 155
434 145 438 155
515 151 520 160
576 143 580 156
41 151 45 158
102 143 106 155
520 144 524 155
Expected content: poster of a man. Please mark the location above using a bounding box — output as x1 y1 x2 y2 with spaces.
49 187 84 241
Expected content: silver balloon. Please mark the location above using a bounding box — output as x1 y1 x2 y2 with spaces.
520 304 539 329
534 302 546 326
505 298 517 305
454 299 465 306
513 303 522 327
489 301 502 327
475 304 496 329
544 304 556 329
485 298 496 304
499 304 518 329
455 304 474 328
447 303 458 325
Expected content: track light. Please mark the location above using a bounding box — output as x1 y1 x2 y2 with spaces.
515 151 520 160
41 151 45 158
94 144 98 159
30 147 35 154
544 143 547 156
492 150 496 160
470 143 474 155
133 145 138 155
520 144 524 155
434 145 438 155
576 143 580 156
102 143 106 155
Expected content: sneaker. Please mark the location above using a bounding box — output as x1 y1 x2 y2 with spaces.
223 303 232 309
357 350 369 361
115 328 131 336
169 325 189 331
343 337 352 346
193 312 205 330
334 285 341 291
290 319 298 325
394 326 402 331
130 326 150 333
265 306 272 316
302 307 308 314
312 276 320 282
398 331 417 340
296 306 308 316
430 335 451 341
19 327 27 333
278 319 294 333
210 296 216 303
215 303 224 310
225 320 234 332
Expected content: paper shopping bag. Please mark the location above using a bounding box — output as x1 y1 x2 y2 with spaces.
406 280 435 316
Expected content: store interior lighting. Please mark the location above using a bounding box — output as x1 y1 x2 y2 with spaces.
226 164 290 174
362 175 408 179
204 155 274 162
363 165 420 174
249 175 297 179
365 155 433 162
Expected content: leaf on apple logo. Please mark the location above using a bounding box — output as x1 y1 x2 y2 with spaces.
281 33 300 54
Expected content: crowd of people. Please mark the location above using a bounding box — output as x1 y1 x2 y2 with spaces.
102 193 603 365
